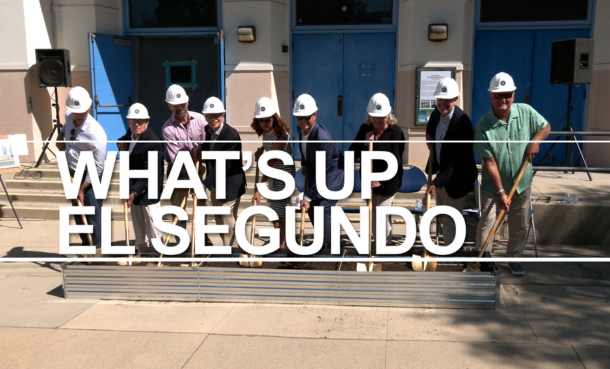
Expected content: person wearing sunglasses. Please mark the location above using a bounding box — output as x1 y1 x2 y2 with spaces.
424 78 478 246
348 93 405 246
295 94 344 250
474 72 550 276
117 103 164 261
250 97 296 249
193 97 246 249
56 86 107 251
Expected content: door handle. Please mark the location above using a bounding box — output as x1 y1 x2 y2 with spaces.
95 95 134 108
337 95 343 117
524 94 530 105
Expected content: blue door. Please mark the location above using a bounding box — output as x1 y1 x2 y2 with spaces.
89 33 134 153
292 33 396 158
472 29 589 165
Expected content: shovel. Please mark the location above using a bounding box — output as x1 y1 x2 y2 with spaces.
157 192 188 267
70 176 97 263
412 154 437 271
249 165 262 268
124 202 133 266
299 176 308 248
190 161 200 267
358 140 382 272
470 159 529 272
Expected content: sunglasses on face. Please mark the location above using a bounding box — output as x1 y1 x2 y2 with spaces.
297 115 313 121
258 118 273 124
205 114 223 120
493 93 514 100
130 120 148 125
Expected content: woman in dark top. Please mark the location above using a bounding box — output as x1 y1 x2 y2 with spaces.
251 97 296 249
349 93 405 245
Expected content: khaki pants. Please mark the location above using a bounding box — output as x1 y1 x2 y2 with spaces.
131 202 163 247
435 187 467 245
168 163 206 241
372 193 396 245
210 187 240 247
476 187 531 257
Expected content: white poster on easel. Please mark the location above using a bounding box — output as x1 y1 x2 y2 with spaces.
0 136 21 170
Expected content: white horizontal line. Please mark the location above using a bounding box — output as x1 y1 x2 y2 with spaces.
1 258 609 263
22 140 610 144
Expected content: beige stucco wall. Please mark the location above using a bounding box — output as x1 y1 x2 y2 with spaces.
396 0 475 166
223 0 290 155
585 0 610 167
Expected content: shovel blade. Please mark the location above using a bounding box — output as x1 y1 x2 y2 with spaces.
239 253 250 267
411 254 424 271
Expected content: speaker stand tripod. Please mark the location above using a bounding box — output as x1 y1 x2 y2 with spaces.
534 84 592 181
35 86 63 168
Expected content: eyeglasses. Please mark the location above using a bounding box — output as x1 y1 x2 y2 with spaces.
205 113 223 120
129 120 148 125
296 115 313 121
258 118 273 123
69 128 75 141
493 93 514 100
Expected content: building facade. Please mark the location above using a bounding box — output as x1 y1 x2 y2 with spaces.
1 0 607 167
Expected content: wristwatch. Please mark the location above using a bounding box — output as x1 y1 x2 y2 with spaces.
497 189 505 195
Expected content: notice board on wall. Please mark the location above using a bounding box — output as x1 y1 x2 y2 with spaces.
415 67 456 126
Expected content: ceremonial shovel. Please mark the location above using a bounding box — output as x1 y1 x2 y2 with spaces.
469 159 529 272
70 176 97 263
190 161 200 267
243 164 263 268
358 139 382 272
299 176 307 248
124 202 133 266
412 154 437 271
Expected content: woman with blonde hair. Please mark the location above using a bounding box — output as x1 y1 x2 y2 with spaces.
251 97 296 248
349 93 405 245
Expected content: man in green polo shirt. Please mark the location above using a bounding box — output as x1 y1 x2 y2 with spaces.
474 72 550 276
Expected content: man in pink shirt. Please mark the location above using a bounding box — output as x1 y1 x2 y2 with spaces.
162 84 211 246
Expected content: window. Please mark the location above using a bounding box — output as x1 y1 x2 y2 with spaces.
480 0 588 23
129 0 217 29
296 0 393 26
165 61 197 88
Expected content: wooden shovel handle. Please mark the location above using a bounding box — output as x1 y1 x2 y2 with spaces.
476 159 530 265
368 142 373 259
158 191 189 267
124 201 132 265
70 176 94 247
191 161 200 265
299 176 307 247
250 164 260 244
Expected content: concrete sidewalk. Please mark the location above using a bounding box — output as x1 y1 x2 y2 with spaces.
1 218 610 368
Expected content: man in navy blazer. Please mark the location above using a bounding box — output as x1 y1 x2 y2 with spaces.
118 103 164 255
425 78 478 245
195 97 246 248
295 94 344 250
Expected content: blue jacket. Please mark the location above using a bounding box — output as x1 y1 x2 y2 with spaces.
297 122 344 202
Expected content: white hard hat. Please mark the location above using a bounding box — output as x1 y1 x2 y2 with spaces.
126 103 150 120
433 78 460 99
66 86 92 113
293 94 318 116
488 72 517 93
202 96 225 114
254 97 277 118
165 84 189 105
367 93 392 117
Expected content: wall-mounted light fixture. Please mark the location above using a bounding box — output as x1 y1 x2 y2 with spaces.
237 26 256 43
428 24 448 42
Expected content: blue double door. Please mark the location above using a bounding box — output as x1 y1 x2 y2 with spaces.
472 29 590 165
292 33 396 159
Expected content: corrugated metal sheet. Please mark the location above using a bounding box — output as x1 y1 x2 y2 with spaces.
62 264 499 309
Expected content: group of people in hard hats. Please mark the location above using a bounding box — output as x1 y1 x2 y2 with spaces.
57 70 549 276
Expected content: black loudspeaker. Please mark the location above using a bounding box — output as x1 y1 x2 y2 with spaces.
550 38 594 85
35 49 72 87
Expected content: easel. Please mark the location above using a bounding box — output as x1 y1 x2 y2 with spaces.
0 136 23 228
